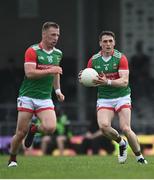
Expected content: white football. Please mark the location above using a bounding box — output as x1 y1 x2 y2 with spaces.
79 68 98 87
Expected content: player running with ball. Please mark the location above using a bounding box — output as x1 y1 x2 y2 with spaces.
80 31 147 164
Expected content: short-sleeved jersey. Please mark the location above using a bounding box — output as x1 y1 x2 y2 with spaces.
19 43 62 99
87 49 131 99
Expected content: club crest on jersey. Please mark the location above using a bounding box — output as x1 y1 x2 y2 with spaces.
104 64 109 71
47 56 53 63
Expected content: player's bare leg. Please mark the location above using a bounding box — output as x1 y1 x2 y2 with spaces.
24 109 57 149
37 109 57 133
97 109 127 163
8 111 33 167
119 108 147 164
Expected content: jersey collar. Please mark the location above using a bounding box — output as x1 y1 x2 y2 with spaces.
39 42 54 54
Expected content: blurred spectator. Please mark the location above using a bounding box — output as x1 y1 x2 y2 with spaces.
55 108 72 155
78 118 115 155
0 57 23 103
130 41 151 101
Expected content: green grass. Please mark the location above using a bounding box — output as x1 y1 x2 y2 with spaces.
0 155 154 179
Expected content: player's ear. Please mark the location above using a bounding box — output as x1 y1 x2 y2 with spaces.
99 40 102 47
42 31 46 38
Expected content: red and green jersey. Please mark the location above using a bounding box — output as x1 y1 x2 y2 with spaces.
87 49 131 99
19 43 62 99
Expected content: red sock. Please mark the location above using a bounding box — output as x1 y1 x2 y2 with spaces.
30 124 38 133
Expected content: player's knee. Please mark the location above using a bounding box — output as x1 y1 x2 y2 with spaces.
16 130 27 140
43 125 56 134
100 124 110 134
121 126 131 134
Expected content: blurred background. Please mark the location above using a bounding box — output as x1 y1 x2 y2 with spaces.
0 0 154 156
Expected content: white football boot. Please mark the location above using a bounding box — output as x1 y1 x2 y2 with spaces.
8 161 18 167
137 158 148 164
118 139 127 164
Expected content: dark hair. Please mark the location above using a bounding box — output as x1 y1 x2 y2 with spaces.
42 22 60 32
99 31 115 41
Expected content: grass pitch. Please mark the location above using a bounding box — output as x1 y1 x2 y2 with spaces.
0 155 153 179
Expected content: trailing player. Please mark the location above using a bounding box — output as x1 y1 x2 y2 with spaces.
8 22 65 167
79 31 147 164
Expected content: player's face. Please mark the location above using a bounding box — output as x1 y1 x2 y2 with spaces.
99 35 115 56
43 27 60 49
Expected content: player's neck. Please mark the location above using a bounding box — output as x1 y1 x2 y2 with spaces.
101 50 113 57
40 41 54 51
102 52 111 57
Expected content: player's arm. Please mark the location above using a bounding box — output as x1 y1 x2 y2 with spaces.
24 48 62 79
107 55 129 87
53 74 60 91
78 57 93 80
53 74 65 102
87 57 93 68
107 70 129 87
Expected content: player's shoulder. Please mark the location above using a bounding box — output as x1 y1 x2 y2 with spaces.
53 47 63 56
113 49 123 59
24 44 39 55
25 44 40 52
91 52 101 60
30 44 41 51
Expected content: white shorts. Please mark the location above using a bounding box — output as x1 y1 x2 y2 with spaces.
17 96 55 113
97 94 131 112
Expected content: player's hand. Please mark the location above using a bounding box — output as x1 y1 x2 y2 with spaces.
93 73 108 86
48 66 63 75
78 70 84 85
56 92 65 102
78 70 83 80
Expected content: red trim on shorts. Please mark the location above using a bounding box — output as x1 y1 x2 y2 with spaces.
116 104 131 112
18 107 34 113
35 107 55 113
97 107 115 112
